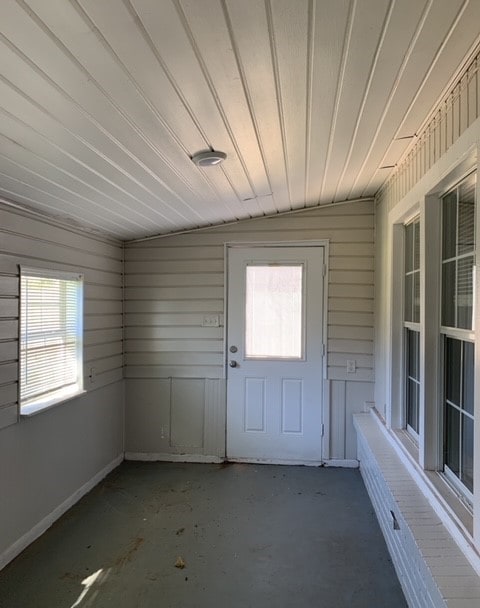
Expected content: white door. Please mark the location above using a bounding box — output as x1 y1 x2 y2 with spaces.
226 246 325 464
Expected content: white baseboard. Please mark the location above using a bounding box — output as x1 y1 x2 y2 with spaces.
125 452 224 463
0 454 123 572
226 457 323 466
323 459 359 468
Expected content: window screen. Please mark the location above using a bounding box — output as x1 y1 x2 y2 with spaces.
20 268 83 411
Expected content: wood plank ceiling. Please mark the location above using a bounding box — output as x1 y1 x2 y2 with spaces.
0 0 479 240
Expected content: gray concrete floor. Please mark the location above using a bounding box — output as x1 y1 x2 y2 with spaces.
0 463 407 608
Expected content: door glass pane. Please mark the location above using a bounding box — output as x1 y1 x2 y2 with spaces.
245 265 303 359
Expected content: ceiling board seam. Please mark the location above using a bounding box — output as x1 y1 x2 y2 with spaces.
0 170 130 233
388 0 472 142
332 0 396 202
0 200 122 246
0 186 124 235
220 0 276 214
0 101 184 231
0 129 163 230
0 75 180 230
360 0 473 197
0 42 190 229
264 0 292 208
15 0 203 224
123 0 239 222
123 0 212 145
318 0 356 203
77 0 234 224
171 0 257 202
304 0 315 207
347 0 434 198
67 0 212 223
0 148 151 230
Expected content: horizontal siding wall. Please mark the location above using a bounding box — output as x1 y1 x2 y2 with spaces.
124 201 375 460
0 206 124 427
0 204 124 565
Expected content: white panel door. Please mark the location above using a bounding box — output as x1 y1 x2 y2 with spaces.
226 246 325 463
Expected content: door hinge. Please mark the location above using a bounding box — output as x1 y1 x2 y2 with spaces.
321 423 325 437
322 343 326 357
322 263 326 276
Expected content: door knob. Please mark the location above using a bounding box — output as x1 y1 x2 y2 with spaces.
229 360 237 367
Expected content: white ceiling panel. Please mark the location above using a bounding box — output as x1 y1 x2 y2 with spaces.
0 0 478 239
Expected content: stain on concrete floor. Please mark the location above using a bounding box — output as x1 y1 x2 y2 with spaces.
0 462 407 608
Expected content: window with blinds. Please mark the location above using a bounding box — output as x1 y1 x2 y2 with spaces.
20 268 83 414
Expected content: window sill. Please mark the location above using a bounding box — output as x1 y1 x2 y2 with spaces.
21 388 86 418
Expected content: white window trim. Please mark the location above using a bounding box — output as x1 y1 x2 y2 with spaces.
19 266 85 417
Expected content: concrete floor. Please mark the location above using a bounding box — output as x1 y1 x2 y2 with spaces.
0 463 407 608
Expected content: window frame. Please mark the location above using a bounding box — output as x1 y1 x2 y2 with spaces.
19 266 85 417
439 172 477 501
404 217 421 439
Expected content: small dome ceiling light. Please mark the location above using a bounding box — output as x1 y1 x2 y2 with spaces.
191 150 227 167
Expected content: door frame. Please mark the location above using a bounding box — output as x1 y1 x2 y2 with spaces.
224 240 330 463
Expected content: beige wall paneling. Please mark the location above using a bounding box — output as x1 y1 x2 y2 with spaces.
0 205 124 568
125 201 375 462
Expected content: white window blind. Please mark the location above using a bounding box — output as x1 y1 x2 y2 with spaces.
20 268 83 411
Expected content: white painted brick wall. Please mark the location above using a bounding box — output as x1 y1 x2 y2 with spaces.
354 413 480 608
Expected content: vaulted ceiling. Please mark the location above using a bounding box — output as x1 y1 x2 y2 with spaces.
0 0 479 240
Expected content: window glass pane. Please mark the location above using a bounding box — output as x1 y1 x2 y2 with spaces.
413 271 420 323
462 415 474 493
20 272 82 406
462 341 474 416
407 378 419 432
457 256 473 330
404 274 413 323
405 222 414 272
441 261 456 327
407 329 419 379
458 176 476 256
406 330 420 434
245 265 303 358
445 338 461 406
413 221 420 271
445 404 460 477
442 191 457 260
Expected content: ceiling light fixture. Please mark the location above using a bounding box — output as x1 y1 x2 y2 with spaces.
191 150 227 167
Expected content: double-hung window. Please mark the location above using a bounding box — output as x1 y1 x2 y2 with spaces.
404 218 420 437
440 173 476 497
20 268 84 415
